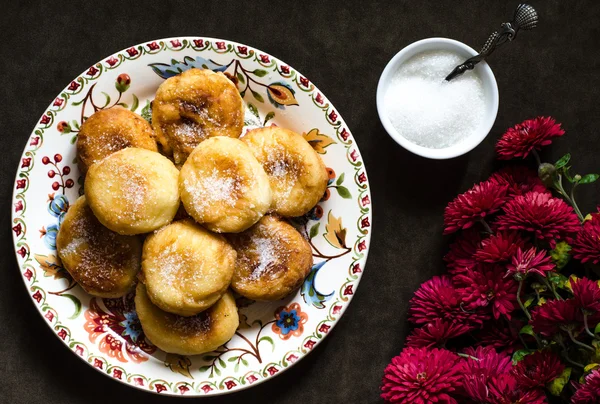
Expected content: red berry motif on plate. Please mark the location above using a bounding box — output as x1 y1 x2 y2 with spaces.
42 156 50 165
116 73 131 93
63 166 70 175
54 154 62 163
57 121 69 133
52 182 60 191
65 179 74 188
48 170 55 178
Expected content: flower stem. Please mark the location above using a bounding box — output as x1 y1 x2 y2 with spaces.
479 218 493 235
566 329 595 352
540 275 562 300
457 353 479 361
553 175 585 222
557 338 585 369
532 149 542 166
517 280 532 320
583 313 597 339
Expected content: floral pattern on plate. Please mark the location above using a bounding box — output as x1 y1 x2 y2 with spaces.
11 37 371 396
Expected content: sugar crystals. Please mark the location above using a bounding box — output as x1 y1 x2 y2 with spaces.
384 50 486 149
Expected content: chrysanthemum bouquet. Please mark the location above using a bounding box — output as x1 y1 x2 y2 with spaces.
381 117 600 404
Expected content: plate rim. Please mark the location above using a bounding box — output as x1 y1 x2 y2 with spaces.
11 35 372 397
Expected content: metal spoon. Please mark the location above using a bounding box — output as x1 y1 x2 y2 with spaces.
445 3 538 82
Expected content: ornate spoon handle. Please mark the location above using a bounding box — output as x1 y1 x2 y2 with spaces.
445 4 538 81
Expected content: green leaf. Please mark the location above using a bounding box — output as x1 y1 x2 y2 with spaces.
336 173 345 186
234 362 240 372
117 102 129 109
548 272 569 289
524 297 534 308
71 99 85 106
336 186 351 199
253 69 268 77
585 363 599 373
199 366 210 372
247 103 259 118
61 293 82 319
242 358 248 366
263 111 275 125
141 100 152 123
519 325 535 337
101 92 111 108
227 357 237 362
512 349 534 364
214 367 221 376
251 90 264 103
218 358 226 368
237 73 245 84
580 174 600 184
595 322 600 334
130 94 139 112
259 336 275 350
309 223 320 239
550 241 572 270
555 153 571 170
547 367 571 396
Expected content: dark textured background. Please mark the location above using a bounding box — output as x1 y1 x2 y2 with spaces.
1 1 599 403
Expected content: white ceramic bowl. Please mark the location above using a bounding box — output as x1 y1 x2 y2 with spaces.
376 37 499 159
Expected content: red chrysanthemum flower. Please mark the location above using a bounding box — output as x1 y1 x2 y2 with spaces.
476 320 523 354
490 165 549 196
572 211 600 265
381 347 463 404
570 277 600 313
409 276 489 327
443 180 509 235
571 369 600 404
405 318 473 349
474 230 529 263
496 116 565 160
461 346 512 402
512 350 565 389
487 373 547 404
530 298 582 336
445 228 482 275
454 265 518 320
496 192 581 246
506 247 555 279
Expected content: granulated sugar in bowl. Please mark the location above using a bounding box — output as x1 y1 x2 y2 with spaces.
377 38 499 159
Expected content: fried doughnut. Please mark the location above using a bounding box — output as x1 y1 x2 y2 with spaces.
135 284 239 355
179 136 272 233
140 219 236 316
152 68 244 165
85 148 180 235
242 127 328 217
56 196 141 298
76 106 157 175
227 215 313 301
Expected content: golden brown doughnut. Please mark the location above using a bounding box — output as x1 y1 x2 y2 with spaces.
135 284 239 355
140 219 236 316
241 127 328 217
76 106 157 174
227 215 313 300
179 136 272 233
56 196 141 298
85 147 180 235
152 68 244 165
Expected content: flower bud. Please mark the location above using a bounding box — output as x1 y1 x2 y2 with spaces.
538 163 557 187
574 174 582 182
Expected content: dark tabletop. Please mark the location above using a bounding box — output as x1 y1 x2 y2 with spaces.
2 1 600 403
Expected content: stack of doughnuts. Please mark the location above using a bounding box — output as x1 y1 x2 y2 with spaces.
56 68 328 355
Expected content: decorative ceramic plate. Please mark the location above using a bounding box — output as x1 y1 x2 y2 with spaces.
11 37 371 396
